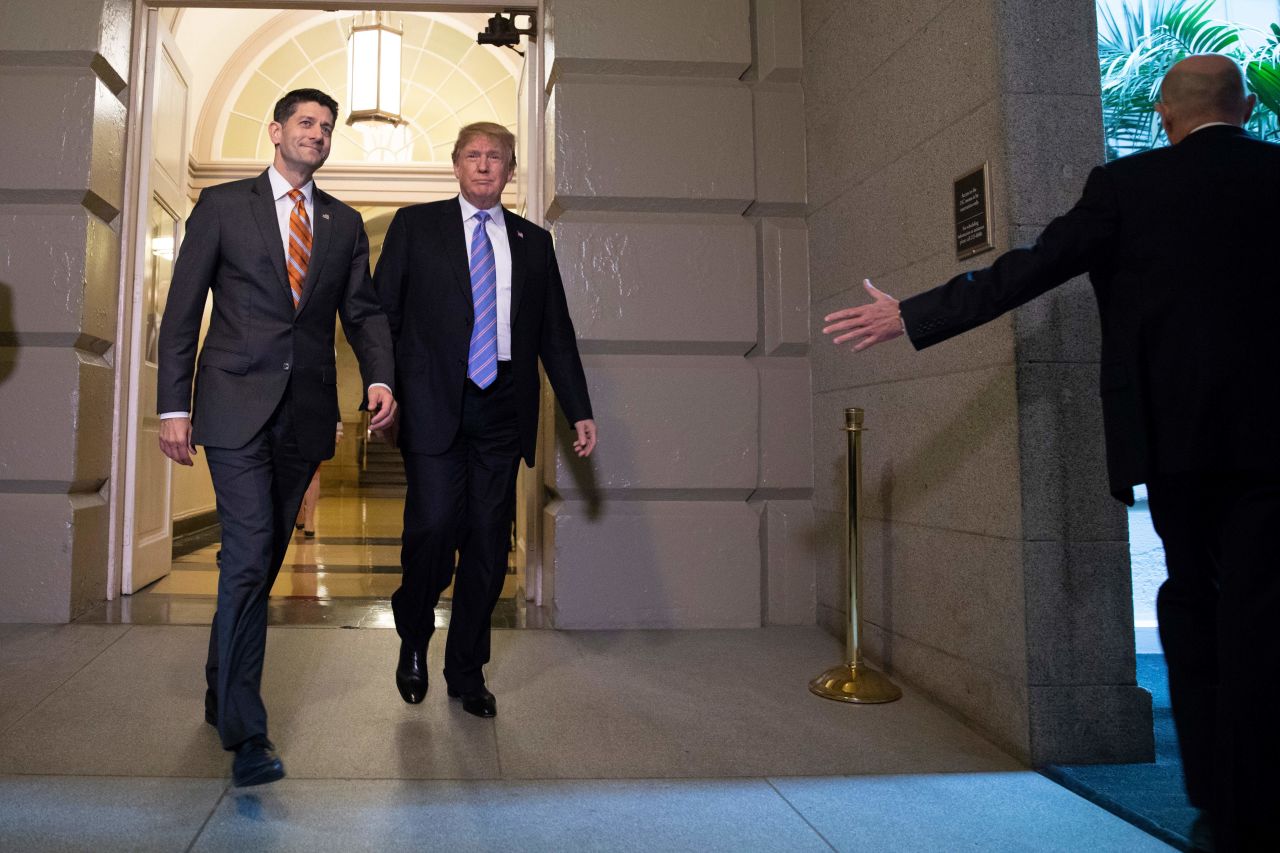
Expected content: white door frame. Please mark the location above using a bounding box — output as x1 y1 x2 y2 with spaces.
106 0 547 601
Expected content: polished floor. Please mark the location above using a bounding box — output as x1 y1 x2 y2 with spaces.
2 494 1172 850
0 625 1170 852
76 494 537 629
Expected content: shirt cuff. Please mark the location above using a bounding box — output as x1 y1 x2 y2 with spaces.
368 383 392 394
160 411 190 420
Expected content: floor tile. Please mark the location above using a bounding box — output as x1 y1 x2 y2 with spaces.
0 626 227 777
0 624 131 733
190 778 830 852
490 627 1021 779
0 775 225 853
0 626 500 780
770 772 1174 851
249 629 500 780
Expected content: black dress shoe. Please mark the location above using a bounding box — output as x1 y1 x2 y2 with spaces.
447 685 496 718
231 736 285 788
204 689 217 727
395 642 428 704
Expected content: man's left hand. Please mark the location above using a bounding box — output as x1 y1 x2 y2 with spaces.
822 279 905 352
367 385 398 432
572 419 597 458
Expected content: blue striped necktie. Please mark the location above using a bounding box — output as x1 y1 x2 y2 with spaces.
467 211 499 389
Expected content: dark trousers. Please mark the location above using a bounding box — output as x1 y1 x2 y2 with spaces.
1147 472 1280 853
203 391 317 750
393 363 521 694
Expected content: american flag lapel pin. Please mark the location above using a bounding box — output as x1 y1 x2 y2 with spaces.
322 213 331 220
516 230 523 238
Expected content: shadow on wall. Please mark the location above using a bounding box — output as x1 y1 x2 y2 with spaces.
0 281 15 385
874 458 897 672
548 405 673 632
555 409 601 519
815 374 1011 666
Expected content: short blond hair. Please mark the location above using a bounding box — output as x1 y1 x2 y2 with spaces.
451 122 517 170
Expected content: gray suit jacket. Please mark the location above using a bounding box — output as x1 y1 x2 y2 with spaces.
157 170 393 461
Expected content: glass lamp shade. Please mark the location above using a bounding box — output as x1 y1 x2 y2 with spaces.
346 14 403 126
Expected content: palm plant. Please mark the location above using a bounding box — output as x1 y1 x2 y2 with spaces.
1098 0 1280 159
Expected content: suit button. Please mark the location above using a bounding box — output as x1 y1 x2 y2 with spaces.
283 362 291 371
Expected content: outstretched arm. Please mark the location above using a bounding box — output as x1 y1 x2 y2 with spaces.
821 279 904 352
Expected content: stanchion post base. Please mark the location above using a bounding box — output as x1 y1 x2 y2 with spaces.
809 663 903 704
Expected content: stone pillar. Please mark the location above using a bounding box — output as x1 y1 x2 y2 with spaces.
804 0 1151 764
541 0 814 627
0 0 131 621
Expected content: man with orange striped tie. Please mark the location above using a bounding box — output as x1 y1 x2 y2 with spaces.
157 88 395 788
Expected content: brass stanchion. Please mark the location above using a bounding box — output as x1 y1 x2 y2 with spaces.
809 408 902 704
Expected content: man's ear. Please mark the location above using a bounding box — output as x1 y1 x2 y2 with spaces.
1154 101 1174 140
1243 92 1257 124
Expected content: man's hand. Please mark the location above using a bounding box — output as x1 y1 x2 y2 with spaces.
367 385 398 432
572 419 597 458
822 279 905 352
159 417 197 466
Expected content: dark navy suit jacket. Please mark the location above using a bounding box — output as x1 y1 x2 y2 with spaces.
901 126 1280 502
373 197 592 465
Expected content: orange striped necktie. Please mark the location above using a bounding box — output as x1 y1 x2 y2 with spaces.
286 188 311 307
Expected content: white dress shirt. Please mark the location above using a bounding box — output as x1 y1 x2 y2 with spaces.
267 164 314 258
161 165 387 419
1187 121 1233 136
458 194 512 361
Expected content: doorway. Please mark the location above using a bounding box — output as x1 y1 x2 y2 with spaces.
100 2 546 628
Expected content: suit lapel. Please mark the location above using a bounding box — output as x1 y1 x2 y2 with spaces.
250 171 291 308
295 187 332 316
441 198 474 311
504 209 527 323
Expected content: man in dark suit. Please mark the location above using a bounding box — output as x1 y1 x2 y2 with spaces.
375 122 595 718
157 88 396 786
821 55 1278 852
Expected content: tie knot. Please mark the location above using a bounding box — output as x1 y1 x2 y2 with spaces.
474 211 490 225
287 189 305 206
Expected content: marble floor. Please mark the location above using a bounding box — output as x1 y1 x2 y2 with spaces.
76 494 536 629
1 493 1173 851
0 625 1171 852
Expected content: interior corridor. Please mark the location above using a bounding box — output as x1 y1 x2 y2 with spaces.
77 490 537 630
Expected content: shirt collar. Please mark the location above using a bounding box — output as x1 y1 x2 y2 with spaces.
268 165 314 203
1187 121 1234 137
458 193 505 226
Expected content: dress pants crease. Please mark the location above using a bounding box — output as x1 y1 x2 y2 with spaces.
204 390 317 750
394 365 520 694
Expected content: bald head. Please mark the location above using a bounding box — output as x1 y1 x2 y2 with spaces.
1155 54 1256 143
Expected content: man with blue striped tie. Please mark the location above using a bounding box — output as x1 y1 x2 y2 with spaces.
375 122 596 718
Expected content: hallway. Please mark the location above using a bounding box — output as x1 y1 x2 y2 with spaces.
0 624 1168 851
77 493 535 630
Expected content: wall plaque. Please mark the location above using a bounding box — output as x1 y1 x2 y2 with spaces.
954 163 993 260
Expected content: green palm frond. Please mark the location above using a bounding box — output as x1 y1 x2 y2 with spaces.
1245 23 1280 117
1098 0 1280 158
1160 0 1239 55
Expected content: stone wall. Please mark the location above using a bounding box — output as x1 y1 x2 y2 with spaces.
541 0 816 628
803 0 1151 764
0 0 131 621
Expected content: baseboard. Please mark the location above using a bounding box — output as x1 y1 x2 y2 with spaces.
172 510 220 559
